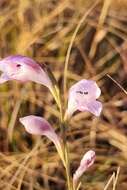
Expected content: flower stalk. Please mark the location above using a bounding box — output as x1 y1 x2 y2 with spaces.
0 55 100 190
57 91 73 190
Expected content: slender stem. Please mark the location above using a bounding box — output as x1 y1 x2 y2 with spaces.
57 89 72 190
50 87 61 109
64 139 72 190
45 66 72 189
61 123 73 190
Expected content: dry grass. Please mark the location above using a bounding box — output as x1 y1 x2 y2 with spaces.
0 0 127 189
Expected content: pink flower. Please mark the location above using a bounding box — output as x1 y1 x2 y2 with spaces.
66 79 102 117
73 150 95 188
19 115 63 159
0 55 52 89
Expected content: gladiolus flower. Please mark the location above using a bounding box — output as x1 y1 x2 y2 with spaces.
19 115 64 162
66 79 102 117
73 150 95 188
0 55 52 89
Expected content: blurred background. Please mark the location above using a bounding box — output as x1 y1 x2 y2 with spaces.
0 0 127 189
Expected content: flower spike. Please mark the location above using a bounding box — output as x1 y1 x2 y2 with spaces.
66 79 102 118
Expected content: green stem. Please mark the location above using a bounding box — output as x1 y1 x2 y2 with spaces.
46 67 72 190
64 140 72 190
53 85 73 190
61 122 72 190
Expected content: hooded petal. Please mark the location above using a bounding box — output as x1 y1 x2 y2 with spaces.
69 80 101 100
19 115 59 144
0 55 52 88
20 115 65 165
73 150 95 188
66 79 102 118
19 115 61 152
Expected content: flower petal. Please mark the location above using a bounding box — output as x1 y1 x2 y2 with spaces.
0 55 52 88
19 115 61 151
73 150 95 188
66 97 78 117
79 100 102 117
69 79 101 100
20 115 65 165
66 79 102 118
0 73 11 83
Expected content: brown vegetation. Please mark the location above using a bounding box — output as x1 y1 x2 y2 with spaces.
0 0 127 189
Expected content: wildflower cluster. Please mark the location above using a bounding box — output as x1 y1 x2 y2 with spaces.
0 55 102 190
